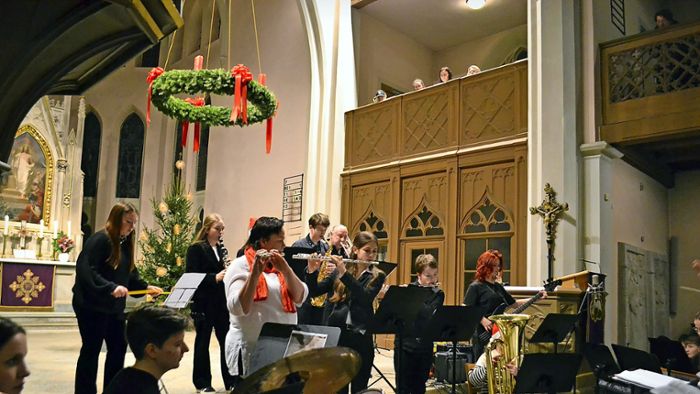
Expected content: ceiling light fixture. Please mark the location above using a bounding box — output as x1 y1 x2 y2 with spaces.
466 0 486 10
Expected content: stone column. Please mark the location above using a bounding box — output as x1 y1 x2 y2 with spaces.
299 0 357 223
527 0 582 283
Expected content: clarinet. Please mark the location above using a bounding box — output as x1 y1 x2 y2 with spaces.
218 235 231 269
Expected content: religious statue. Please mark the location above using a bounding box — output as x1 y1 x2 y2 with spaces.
530 183 569 278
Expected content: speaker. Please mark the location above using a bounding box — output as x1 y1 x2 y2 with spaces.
434 351 468 383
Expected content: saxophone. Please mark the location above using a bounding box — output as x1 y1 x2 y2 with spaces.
310 240 332 307
485 314 530 394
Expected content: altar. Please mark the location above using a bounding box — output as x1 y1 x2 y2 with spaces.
0 257 77 328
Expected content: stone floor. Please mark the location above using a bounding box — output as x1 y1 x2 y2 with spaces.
21 329 398 394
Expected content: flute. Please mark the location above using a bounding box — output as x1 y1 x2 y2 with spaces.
292 253 380 266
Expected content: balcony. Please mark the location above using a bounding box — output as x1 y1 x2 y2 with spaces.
344 60 527 171
600 21 700 186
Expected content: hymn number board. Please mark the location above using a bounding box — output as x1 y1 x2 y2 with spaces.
282 174 303 222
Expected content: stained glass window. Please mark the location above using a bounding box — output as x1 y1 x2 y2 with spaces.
116 113 144 198
81 113 101 198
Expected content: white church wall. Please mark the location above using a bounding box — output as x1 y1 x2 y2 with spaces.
669 170 700 338
203 0 312 248
610 159 668 342
433 23 527 78
352 9 433 106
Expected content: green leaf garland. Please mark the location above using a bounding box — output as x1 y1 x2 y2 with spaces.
150 69 277 127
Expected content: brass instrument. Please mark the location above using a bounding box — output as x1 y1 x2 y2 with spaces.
310 242 332 307
485 314 530 394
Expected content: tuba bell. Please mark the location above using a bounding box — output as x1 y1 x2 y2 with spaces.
485 314 530 394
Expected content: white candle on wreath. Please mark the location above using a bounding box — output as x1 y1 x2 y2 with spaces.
3 215 8 236
39 219 44 238
52 220 58 238
67 221 72 240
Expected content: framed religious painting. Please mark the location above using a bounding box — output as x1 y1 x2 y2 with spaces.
0 124 54 224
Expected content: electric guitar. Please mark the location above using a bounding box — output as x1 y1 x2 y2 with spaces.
478 277 561 344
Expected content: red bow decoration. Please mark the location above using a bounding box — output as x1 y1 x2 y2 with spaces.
230 64 254 124
182 97 205 152
146 67 165 127
257 73 278 154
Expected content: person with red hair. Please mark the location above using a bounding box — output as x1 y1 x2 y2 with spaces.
463 249 544 360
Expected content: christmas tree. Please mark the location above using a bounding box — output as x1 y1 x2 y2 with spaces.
138 160 195 289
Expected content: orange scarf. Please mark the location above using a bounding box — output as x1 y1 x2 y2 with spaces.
244 247 296 313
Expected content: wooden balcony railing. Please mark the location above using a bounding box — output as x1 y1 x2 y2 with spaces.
344 60 527 170
600 21 700 144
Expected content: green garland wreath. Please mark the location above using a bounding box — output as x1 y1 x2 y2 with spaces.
150 69 277 127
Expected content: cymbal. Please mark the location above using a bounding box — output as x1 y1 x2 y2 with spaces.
234 347 360 394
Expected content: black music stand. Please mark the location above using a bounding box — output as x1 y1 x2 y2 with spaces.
649 336 696 374
366 285 434 393
248 323 341 375
424 305 482 394
514 353 582 394
583 343 621 394
612 344 662 373
529 313 579 354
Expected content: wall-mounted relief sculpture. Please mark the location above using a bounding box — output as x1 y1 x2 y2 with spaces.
0 124 54 224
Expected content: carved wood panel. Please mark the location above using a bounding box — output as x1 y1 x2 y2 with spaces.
349 181 392 239
461 71 520 144
348 101 399 167
460 162 517 222
402 84 457 156
400 173 448 237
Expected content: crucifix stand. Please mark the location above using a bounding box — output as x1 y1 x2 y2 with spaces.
530 183 569 278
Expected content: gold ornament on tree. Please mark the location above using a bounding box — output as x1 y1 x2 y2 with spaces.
176 256 183 266
175 160 185 170
155 266 168 277
173 224 181 235
158 202 168 214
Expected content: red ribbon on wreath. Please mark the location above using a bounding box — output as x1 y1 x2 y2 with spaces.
182 97 205 152
257 73 278 154
230 64 253 124
146 67 165 127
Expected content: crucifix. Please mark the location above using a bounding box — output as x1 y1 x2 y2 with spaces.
530 183 569 279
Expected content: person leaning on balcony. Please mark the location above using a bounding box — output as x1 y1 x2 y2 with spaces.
438 66 452 83
655 9 677 29
412 78 425 91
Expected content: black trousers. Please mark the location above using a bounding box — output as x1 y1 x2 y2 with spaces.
394 348 433 394
192 314 236 390
74 307 127 394
337 329 374 394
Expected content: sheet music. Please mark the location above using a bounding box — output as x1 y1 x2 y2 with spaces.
162 273 205 309
283 330 327 357
614 369 684 389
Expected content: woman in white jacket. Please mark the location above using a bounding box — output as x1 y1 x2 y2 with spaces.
223 217 308 384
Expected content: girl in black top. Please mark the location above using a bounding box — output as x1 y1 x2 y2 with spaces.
464 249 525 360
185 213 236 392
72 202 162 394
305 231 386 394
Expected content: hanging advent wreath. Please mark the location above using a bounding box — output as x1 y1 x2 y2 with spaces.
147 62 278 152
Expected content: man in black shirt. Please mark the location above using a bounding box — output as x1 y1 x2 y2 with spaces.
292 212 330 324
105 306 190 394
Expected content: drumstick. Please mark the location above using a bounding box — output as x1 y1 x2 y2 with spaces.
127 290 171 296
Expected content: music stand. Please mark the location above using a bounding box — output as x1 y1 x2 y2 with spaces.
248 323 341 375
366 285 434 393
612 344 662 373
514 353 582 394
649 336 696 374
162 273 205 309
424 305 482 394
529 313 579 354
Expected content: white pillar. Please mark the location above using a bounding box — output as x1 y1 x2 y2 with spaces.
581 142 623 343
527 0 582 284
299 0 357 223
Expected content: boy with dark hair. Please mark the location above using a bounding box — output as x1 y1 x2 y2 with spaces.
105 306 190 394
293 212 330 325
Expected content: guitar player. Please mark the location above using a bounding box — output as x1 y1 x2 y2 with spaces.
463 249 548 360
